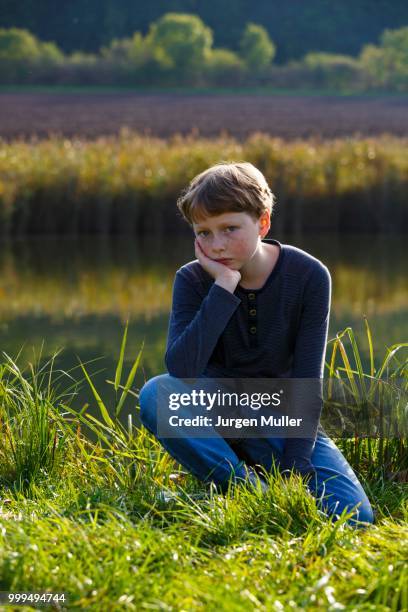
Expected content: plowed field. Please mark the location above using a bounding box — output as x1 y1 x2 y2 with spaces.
0 92 407 140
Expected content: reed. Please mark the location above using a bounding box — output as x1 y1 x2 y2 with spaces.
0 132 407 235
324 317 407 480
0 347 78 490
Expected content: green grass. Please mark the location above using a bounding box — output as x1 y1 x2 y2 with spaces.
0 476 406 611
0 321 407 610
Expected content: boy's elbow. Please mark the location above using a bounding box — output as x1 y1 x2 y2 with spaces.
165 348 202 378
164 349 191 378
165 362 186 378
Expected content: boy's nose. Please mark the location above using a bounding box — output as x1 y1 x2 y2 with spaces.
212 237 226 252
212 248 227 257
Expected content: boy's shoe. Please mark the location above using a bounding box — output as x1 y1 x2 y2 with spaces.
155 469 269 504
155 489 179 504
245 468 269 493
155 489 212 504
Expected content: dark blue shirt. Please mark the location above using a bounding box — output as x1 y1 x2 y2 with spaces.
165 238 332 475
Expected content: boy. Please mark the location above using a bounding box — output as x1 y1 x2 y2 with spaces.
139 162 374 527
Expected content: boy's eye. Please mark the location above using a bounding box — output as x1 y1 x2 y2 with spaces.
196 226 238 237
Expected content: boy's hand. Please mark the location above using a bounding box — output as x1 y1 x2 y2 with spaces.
194 239 241 289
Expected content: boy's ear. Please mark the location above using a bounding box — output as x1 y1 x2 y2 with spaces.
259 212 271 237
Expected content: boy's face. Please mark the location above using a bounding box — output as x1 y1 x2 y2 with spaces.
192 210 270 270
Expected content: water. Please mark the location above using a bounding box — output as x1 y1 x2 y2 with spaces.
0 232 406 419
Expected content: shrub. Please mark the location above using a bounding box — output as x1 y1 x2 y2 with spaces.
0 27 63 84
204 49 245 86
146 13 213 83
301 52 364 91
360 26 408 92
239 23 276 73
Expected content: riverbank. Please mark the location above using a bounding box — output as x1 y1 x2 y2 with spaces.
0 328 407 609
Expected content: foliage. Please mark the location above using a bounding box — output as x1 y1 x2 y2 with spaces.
1 0 408 66
239 23 276 72
0 21 407 90
0 27 56 62
101 33 148 66
360 26 408 91
303 52 359 69
301 52 364 91
203 48 245 86
146 13 213 77
0 27 63 83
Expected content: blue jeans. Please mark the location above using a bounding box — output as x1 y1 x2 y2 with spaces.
139 374 374 528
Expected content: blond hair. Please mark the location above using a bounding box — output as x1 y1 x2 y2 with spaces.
177 162 276 225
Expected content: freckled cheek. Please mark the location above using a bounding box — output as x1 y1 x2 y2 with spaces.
229 237 252 257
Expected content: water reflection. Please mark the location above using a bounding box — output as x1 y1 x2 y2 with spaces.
0 233 406 415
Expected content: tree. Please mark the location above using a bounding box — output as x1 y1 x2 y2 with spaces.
360 26 408 91
359 44 389 88
146 13 213 74
379 26 408 90
204 48 245 86
0 27 62 62
0 27 63 82
0 27 41 61
302 52 362 90
239 23 275 72
101 32 148 67
38 41 63 64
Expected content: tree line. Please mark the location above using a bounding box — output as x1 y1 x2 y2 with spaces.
0 14 407 91
1 0 407 64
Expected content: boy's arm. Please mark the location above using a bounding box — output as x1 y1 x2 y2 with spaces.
165 268 241 378
280 263 332 479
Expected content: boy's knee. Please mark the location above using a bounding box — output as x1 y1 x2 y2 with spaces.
139 376 156 409
138 373 214 434
139 374 168 433
320 492 375 529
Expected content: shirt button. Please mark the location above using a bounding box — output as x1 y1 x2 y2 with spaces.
248 293 256 300
249 309 257 316
250 326 257 334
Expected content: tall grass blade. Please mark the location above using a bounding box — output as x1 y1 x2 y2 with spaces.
114 320 128 392
345 326 367 400
115 341 144 418
364 316 375 378
335 330 360 397
79 360 114 428
377 344 408 380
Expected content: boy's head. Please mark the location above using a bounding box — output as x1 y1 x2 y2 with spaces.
176 162 276 226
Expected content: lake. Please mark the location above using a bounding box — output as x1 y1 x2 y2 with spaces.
0 232 406 420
